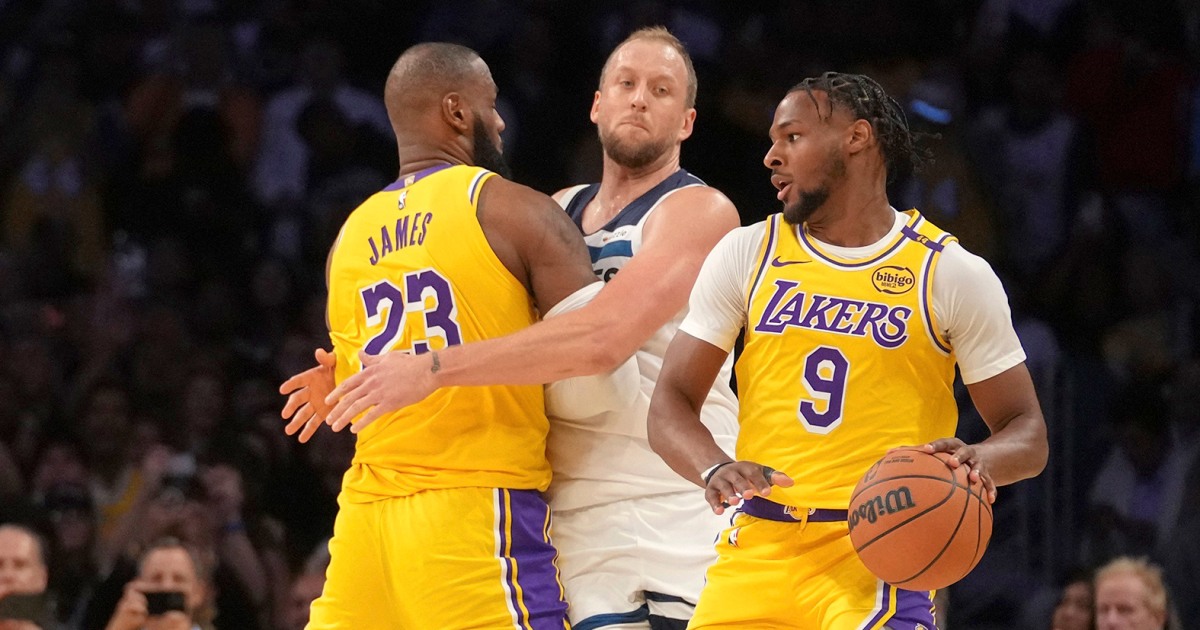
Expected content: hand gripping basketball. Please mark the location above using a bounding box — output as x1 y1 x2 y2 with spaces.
704 461 794 515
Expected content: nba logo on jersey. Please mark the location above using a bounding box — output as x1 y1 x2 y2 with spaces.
397 190 408 210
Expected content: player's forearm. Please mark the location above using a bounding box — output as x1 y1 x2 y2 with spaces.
974 413 1048 486
433 304 640 387
648 392 730 487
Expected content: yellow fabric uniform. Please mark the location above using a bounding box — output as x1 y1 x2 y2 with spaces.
690 211 953 630
311 164 568 629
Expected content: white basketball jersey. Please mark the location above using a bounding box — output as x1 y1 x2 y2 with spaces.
548 169 739 511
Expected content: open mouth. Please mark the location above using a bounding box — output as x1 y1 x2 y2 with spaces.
771 174 792 201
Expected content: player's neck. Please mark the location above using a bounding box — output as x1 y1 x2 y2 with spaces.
395 143 466 179
803 189 895 248
592 151 680 218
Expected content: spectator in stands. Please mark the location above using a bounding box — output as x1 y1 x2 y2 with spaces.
104 538 213 630
1095 556 1179 630
0 523 50 628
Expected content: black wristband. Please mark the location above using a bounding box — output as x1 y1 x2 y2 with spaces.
701 461 734 485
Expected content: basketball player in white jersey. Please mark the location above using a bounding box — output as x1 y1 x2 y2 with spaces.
315 27 741 629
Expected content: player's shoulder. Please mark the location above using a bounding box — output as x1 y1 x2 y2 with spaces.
663 182 734 209
938 240 997 278
934 240 1008 295
721 221 769 247
650 182 739 232
478 174 560 216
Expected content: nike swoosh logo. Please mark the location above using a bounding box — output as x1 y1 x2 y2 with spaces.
771 256 810 267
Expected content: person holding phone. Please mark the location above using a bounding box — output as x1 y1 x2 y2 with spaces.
105 539 211 630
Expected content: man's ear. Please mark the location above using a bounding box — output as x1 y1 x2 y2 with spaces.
846 119 874 155
442 92 471 133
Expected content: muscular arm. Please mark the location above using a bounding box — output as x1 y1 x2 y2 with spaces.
923 243 1049 500
435 185 740 383
647 332 734 485
477 176 597 315
963 363 1049 487
324 185 740 431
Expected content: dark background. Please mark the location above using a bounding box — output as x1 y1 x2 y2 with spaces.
0 0 1197 628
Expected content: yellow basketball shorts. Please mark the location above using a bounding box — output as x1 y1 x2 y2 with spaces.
689 498 936 630
309 486 570 630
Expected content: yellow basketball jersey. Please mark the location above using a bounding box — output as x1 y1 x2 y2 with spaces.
737 210 958 510
326 164 548 502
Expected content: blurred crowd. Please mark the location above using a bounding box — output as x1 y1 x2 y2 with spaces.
0 0 1197 628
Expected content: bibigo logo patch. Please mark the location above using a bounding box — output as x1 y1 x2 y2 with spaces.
871 266 915 295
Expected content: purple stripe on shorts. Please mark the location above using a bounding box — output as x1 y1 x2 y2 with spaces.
884 587 937 630
496 492 527 628
507 490 569 630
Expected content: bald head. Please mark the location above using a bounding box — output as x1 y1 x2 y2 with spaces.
384 42 492 131
383 42 508 176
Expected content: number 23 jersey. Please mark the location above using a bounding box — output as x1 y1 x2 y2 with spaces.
679 210 1026 510
326 165 548 503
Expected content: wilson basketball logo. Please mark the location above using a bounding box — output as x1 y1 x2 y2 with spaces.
871 266 915 294
847 486 916 532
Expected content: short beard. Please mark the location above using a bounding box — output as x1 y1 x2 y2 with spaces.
598 126 672 170
782 154 845 226
472 116 511 179
782 186 831 225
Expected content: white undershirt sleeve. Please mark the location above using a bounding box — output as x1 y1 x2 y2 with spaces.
543 282 641 420
678 224 765 352
931 242 1027 384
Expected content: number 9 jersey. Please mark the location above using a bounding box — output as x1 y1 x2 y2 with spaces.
326 165 548 503
734 210 959 510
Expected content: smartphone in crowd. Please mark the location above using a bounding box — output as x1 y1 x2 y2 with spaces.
144 591 187 616
0 592 47 622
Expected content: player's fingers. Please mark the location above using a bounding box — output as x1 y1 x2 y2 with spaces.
947 445 977 468
349 405 388 434
359 349 382 366
315 347 336 368
326 370 366 407
704 486 728 515
285 403 314 436
770 470 795 488
708 476 743 507
281 390 308 419
326 383 368 429
279 369 313 395
922 438 965 454
332 397 376 432
970 465 997 503
298 413 323 443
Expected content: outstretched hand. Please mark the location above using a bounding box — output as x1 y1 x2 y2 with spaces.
705 461 794 515
280 348 337 443
324 350 438 434
895 439 997 504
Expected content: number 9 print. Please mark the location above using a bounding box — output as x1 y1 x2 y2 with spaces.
798 345 849 433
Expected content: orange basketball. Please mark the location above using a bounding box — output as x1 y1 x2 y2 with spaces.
847 448 993 591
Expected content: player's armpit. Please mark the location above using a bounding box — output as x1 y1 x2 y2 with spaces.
475 176 596 315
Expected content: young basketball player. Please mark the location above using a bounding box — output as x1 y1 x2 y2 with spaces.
645 73 1049 628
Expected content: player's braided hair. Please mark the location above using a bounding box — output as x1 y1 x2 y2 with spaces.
790 72 933 183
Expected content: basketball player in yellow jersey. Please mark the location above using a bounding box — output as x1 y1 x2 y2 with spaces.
280 43 608 629
646 73 1050 629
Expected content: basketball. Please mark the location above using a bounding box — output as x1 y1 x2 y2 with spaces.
847 448 993 590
